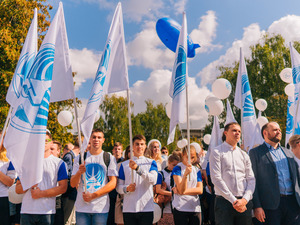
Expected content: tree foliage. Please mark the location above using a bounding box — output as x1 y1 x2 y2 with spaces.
215 34 300 145
93 95 180 152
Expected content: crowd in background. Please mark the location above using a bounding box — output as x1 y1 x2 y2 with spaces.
0 121 300 225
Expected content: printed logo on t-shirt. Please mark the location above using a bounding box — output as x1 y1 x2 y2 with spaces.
85 163 105 192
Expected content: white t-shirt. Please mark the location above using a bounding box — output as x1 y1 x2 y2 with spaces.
117 156 158 213
171 162 202 212
72 151 118 213
0 160 16 197
21 155 68 214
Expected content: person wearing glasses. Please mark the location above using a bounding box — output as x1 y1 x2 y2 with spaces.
16 130 68 225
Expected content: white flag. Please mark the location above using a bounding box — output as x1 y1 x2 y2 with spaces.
202 116 222 169
4 2 75 190
234 48 257 151
81 2 129 152
290 43 300 134
225 99 237 126
167 12 187 144
6 8 38 107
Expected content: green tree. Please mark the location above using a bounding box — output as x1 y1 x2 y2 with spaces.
217 34 300 145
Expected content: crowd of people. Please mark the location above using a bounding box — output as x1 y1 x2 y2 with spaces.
0 121 300 225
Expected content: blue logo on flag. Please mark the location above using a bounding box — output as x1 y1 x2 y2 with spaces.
12 53 36 99
85 163 105 192
89 42 111 104
172 45 186 98
241 73 255 119
10 43 55 134
286 99 294 134
292 66 300 84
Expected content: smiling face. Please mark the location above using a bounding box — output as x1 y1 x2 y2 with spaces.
50 143 60 157
113 145 123 160
133 139 146 157
90 131 105 151
151 142 160 156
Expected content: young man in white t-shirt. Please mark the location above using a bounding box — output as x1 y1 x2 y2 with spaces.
71 129 118 225
117 134 158 225
16 131 68 225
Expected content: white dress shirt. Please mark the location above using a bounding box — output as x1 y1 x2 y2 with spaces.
209 142 255 203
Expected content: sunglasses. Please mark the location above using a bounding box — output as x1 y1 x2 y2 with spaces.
45 138 52 143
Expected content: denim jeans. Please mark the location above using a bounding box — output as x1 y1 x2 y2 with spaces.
76 211 108 225
21 214 54 225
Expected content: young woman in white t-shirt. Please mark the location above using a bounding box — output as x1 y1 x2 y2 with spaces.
171 145 203 225
155 153 180 225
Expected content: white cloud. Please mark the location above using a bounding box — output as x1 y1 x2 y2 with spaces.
130 69 211 129
173 0 188 15
70 48 101 90
190 10 222 53
268 15 300 43
197 23 264 85
128 10 220 70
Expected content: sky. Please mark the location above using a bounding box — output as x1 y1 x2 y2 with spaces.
47 0 300 130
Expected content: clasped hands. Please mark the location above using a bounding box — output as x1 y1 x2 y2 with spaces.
232 198 247 213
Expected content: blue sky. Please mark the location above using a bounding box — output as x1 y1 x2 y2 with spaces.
48 0 300 129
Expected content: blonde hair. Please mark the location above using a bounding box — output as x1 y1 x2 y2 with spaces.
289 135 300 149
148 141 163 163
0 132 8 162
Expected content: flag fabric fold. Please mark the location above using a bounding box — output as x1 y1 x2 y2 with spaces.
4 2 75 190
6 8 38 107
285 96 294 147
290 43 300 134
234 48 257 151
81 2 129 152
225 99 237 126
167 12 187 144
202 116 222 169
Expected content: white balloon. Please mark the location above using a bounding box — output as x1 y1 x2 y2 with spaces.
257 116 269 128
177 139 188 149
279 68 293 83
203 134 211 145
165 102 172 119
191 142 201 154
153 203 162 223
285 84 295 97
255 99 268 111
57 110 73 127
94 109 101 123
289 104 295 117
8 184 25 204
212 78 232 99
205 96 224 116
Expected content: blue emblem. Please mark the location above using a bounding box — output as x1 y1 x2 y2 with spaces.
241 73 255 120
286 99 294 134
292 66 300 84
12 52 36 99
172 45 186 98
85 163 105 192
10 43 55 134
88 42 111 104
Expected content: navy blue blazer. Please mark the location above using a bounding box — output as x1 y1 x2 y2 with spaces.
249 143 300 210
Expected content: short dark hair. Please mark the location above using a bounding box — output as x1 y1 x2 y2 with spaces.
92 128 104 136
222 122 240 142
114 142 123 148
132 134 146 143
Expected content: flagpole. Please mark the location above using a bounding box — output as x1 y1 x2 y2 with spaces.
293 98 300 135
73 97 87 192
127 89 134 183
0 107 12 145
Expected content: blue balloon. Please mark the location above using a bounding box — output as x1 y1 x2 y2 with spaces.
156 17 200 58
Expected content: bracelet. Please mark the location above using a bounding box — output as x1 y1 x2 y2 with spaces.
135 165 140 171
